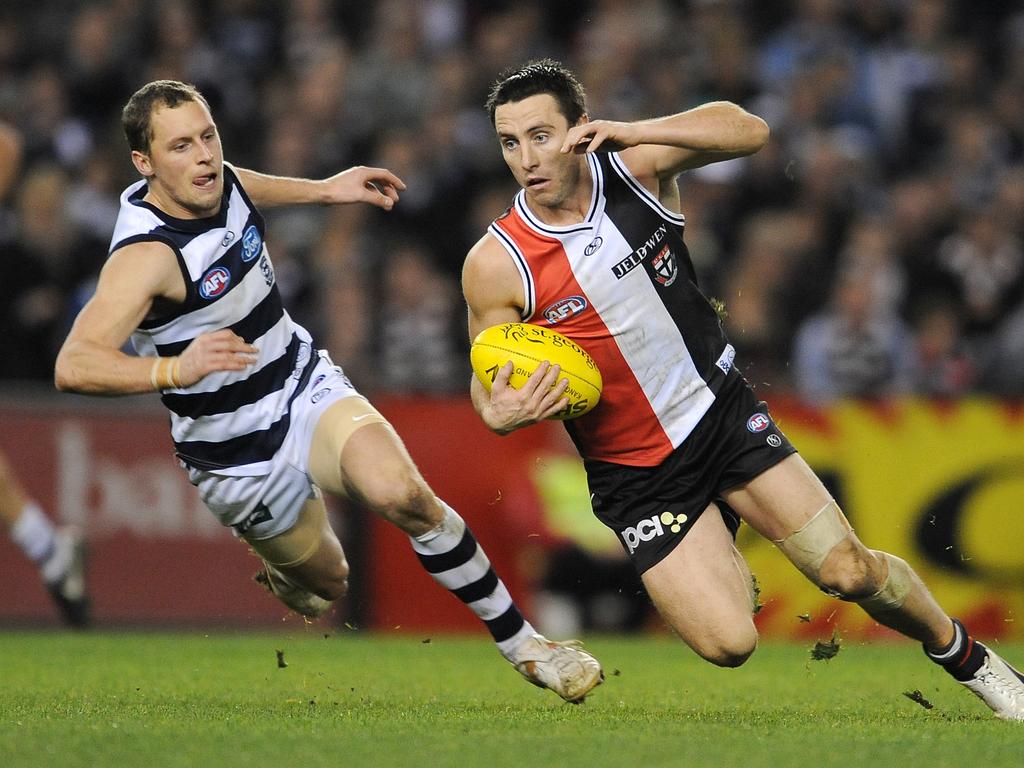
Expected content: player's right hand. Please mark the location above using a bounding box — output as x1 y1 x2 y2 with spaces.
177 329 258 387
478 360 569 435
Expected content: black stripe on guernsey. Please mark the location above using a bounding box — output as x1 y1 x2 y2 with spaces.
224 165 267 234
111 235 198 330
173 350 316 470
608 153 685 223
415 527 479 574
485 604 526 643
127 180 231 233
161 334 303 419
451 568 500 604
598 153 729 381
155 286 283 356
158 218 266 316
133 169 268 327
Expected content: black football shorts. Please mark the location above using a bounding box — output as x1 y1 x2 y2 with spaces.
584 371 797 574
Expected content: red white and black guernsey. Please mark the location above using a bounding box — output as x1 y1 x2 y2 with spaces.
489 151 737 468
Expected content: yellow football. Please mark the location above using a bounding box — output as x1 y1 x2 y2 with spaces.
470 322 603 420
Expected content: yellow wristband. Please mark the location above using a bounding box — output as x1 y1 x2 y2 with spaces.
150 356 180 391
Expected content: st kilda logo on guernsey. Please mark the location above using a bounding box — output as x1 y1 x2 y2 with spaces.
199 266 231 299
652 244 678 286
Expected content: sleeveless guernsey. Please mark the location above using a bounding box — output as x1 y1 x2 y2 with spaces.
489 152 736 467
109 165 315 474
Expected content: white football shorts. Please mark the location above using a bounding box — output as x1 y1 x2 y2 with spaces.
185 350 361 540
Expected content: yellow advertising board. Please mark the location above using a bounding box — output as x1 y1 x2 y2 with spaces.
745 399 1024 640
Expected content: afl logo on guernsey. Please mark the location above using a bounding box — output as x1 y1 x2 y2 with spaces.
241 225 262 262
543 295 588 324
199 266 231 299
747 413 771 433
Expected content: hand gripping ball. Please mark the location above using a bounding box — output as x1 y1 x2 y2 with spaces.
470 322 603 420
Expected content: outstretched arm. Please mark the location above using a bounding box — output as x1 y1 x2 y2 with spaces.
234 166 407 211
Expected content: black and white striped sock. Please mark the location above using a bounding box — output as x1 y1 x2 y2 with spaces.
411 502 535 660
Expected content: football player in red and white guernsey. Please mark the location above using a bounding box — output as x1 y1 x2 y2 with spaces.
462 59 1023 720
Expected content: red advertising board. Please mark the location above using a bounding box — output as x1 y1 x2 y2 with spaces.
0 391 555 632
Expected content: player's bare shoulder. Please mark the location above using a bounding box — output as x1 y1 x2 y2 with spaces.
103 239 187 303
463 231 521 299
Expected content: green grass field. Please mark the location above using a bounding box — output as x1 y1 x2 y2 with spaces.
0 631 1020 768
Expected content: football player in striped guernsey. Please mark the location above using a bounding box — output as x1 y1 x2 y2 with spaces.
462 59 1022 719
54 80 601 703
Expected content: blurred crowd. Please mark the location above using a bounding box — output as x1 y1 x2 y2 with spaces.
3 0 1024 401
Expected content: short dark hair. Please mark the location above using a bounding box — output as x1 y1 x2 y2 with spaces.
485 59 587 126
122 80 211 153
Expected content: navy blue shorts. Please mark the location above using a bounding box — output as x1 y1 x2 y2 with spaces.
584 372 797 574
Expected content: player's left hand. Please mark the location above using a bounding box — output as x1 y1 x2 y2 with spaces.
321 166 407 210
561 120 637 154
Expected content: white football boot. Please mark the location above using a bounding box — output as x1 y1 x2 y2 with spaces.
960 644 1024 720
254 564 332 619
512 634 604 703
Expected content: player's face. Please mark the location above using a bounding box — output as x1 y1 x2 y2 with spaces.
133 100 224 219
495 94 585 211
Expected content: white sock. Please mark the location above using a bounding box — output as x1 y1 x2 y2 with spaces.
11 503 56 562
10 503 67 584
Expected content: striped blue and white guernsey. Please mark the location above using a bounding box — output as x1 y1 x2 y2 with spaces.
111 164 316 475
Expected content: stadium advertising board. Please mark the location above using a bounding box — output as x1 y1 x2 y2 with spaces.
0 395 1021 638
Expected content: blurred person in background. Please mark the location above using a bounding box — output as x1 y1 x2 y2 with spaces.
792 215 914 403
793 266 914 404
0 122 89 627
375 241 467 394
501 432 651 639
0 450 90 627
935 205 1024 338
52 79 602 703
0 164 108 380
907 296 977 398
463 59 1023 720
0 119 20 201
719 207 827 389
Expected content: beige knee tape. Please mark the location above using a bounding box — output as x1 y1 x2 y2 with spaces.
857 552 914 613
308 396 389 494
246 495 327 568
773 501 853 583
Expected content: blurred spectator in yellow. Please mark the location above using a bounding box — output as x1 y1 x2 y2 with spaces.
502 435 651 639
